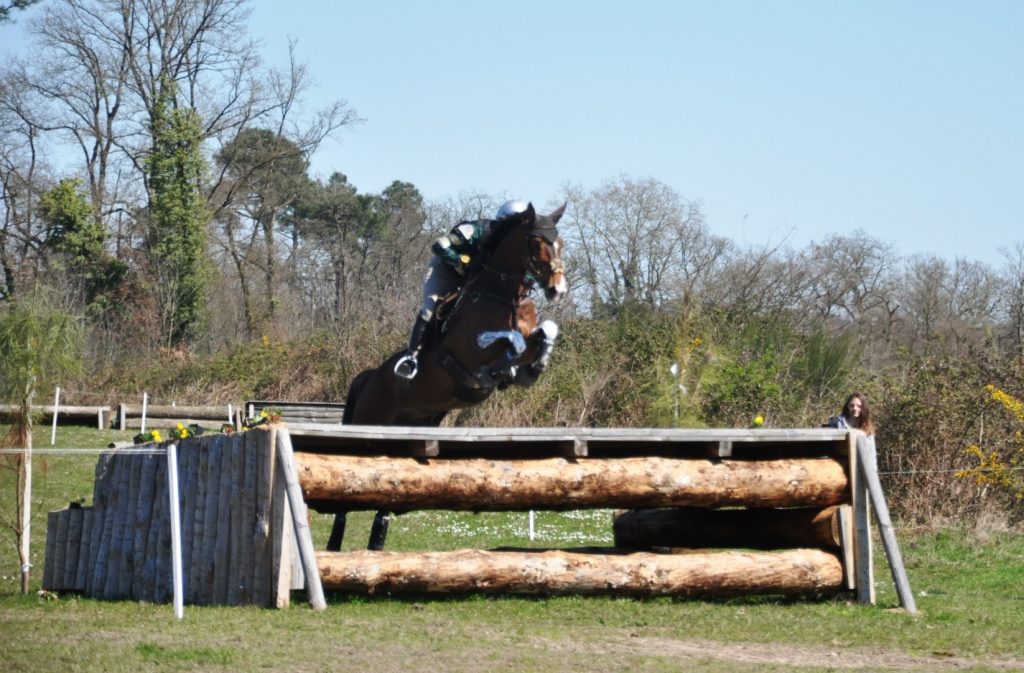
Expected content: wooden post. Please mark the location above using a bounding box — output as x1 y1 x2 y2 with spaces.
50 387 60 446
850 431 874 604
857 434 917 614
167 442 184 620
275 428 326 611
19 439 33 595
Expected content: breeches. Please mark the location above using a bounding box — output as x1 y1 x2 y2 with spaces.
419 258 461 321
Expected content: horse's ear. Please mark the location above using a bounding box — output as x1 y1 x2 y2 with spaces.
549 202 567 224
525 202 536 222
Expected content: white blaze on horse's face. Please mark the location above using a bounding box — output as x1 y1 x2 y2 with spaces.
531 234 566 302
550 237 567 300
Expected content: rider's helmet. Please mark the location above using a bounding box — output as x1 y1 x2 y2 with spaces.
495 200 528 220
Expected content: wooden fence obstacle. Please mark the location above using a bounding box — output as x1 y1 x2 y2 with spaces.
42 427 315 608
42 425 914 611
288 425 895 602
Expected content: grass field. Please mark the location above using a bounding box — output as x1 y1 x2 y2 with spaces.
2 424 1023 672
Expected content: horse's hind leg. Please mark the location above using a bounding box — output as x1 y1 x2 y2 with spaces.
326 512 347 551
515 319 559 387
367 510 391 551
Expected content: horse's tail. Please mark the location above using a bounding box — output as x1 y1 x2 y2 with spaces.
342 369 374 424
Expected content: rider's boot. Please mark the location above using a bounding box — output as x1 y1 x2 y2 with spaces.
394 314 430 380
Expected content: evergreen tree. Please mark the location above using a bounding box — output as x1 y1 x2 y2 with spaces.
40 178 127 319
145 79 210 347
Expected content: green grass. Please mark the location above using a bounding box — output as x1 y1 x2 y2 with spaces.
2 425 1023 672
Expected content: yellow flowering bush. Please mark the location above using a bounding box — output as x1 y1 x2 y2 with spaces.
958 385 1024 501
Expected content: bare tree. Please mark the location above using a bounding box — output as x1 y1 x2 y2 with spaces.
561 176 720 316
806 230 900 324
0 66 50 301
1001 242 1024 357
899 254 948 348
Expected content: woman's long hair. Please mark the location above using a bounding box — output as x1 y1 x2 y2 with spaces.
842 392 875 436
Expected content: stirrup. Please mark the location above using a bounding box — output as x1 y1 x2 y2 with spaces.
394 354 418 380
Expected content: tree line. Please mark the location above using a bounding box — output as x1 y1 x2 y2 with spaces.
2 0 1023 525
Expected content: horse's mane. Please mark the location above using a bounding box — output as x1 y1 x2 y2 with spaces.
476 217 521 259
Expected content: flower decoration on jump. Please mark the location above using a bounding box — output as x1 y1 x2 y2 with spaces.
174 422 204 439
133 429 163 444
243 406 282 429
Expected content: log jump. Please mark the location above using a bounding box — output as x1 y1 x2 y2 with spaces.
290 425 862 601
43 424 914 609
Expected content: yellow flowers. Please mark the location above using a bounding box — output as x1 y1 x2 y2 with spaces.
958 385 1024 500
986 384 1024 423
151 429 162 442
753 415 765 428
690 337 702 349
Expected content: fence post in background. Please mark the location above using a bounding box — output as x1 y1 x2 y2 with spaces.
167 442 184 620
140 392 149 434
19 443 33 594
51 386 61 446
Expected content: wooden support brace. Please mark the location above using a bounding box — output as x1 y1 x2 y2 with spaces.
275 429 326 611
411 439 439 458
857 434 917 614
560 438 588 458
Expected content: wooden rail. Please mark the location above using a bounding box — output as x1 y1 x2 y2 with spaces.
117 403 238 431
1 403 111 429
246 401 346 425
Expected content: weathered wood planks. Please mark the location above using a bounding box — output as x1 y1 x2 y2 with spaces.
42 427 301 607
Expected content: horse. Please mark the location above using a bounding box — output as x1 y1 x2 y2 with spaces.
327 202 567 551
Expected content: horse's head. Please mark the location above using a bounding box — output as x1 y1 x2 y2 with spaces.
499 202 568 301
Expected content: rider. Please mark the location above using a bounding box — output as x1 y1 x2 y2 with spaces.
393 199 530 380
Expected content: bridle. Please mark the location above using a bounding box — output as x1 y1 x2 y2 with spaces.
478 228 562 292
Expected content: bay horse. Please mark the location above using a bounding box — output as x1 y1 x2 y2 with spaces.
328 202 567 551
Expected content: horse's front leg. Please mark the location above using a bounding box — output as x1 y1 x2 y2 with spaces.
514 319 559 387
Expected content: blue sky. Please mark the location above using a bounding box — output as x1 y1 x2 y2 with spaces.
4 1 1022 266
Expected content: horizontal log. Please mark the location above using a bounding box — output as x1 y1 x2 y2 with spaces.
119 404 233 419
1 404 110 428
613 506 841 550
295 454 848 511
316 548 844 597
122 417 230 430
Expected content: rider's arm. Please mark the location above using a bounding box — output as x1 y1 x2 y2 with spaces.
432 221 481 271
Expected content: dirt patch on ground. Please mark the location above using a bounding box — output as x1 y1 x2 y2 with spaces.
542 634 1024 671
